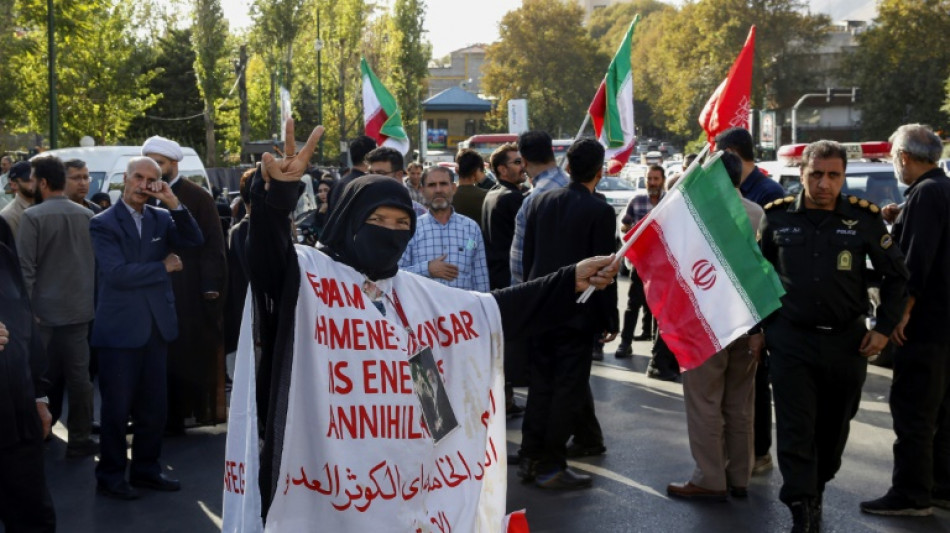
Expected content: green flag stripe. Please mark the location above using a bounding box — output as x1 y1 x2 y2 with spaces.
681 159 785 319
360 58 408 140
604 15 638 147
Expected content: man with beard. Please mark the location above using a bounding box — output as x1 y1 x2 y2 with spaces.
1 162 37 235
142 136 227 433
63 159 101 214
615 165 665 360
399 166 489 292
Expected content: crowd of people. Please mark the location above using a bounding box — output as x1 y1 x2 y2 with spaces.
1 120 948 533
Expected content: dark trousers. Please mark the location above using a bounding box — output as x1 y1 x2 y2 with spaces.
889 340 950 505
571 383 605 448
96 329 168 488
620 271 652 343
40 322 94 445
0 440 56 533
649 334 680 377
520 329 599 472
766 317 867 504
754 351 773 457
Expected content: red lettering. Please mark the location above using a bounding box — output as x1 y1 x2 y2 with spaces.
365 320 383 348
331 361 352 394
329 319 351 348
351 319 366 350
436 316 452 346
460 311 478 339
322 278 344 307
363 360 379 393
450 313 469 342
342 282 365 309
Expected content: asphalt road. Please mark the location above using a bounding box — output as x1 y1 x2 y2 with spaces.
17 278 950 533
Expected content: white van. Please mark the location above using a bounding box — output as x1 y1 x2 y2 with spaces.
36 146 210 202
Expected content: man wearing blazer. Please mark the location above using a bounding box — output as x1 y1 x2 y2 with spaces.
90 156 203 500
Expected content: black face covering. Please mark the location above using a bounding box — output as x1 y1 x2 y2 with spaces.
318 175 416 280
351 223 412 281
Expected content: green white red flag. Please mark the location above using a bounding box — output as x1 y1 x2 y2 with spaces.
624 154 783 369
361 58 410 155
699 26 756 144
588 16 639 166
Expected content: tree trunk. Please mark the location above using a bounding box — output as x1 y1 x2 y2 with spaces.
238 44 249 163
204 107 216 167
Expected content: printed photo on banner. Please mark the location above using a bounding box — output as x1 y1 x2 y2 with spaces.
410 347 458 444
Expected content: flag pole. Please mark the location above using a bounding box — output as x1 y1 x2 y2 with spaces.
560 113 593 170
577 143 712 303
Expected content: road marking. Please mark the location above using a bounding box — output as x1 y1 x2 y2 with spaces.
197 500 223 528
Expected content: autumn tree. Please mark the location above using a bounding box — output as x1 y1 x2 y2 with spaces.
383 0 431 151
849 0 950 138
482 0 608 136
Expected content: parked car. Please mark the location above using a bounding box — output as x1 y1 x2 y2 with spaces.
596 175 639 216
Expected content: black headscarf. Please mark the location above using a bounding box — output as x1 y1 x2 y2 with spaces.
318 175 416 280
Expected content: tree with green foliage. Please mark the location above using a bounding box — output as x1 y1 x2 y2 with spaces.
850 0 950 139
192 0 231 167
127 27 206 152
482 0 608 136
8 0 160 146
249 0 309 137
383 0 431 152
641 0 829 142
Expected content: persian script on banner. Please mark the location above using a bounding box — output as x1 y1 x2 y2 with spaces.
223 246 508 532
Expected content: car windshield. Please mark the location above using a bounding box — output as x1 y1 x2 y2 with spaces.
597 176 637 191
844 172 905 207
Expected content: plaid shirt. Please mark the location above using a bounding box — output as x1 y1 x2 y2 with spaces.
621 190 664 228
399 210 490 292
404 178 425 205
509 166 569 284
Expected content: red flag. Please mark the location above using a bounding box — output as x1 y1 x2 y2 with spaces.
699 26 755 144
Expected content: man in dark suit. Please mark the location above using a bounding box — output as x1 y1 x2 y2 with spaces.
517 138 619 490
143 136 228 432
90 156 203 500
0 216 56 531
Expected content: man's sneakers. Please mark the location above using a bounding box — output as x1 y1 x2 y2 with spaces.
860 492 933 516
614 343 633 359
752 454 773 475
534 467 592 490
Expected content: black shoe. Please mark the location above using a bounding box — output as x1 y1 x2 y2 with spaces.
97 481 140 500
633 333 652 341
517 457 538 483
565 442 606 458
933 490 950 510
592 346 604 361
65 439 99 459
789 499 817 533
646 367 679 381
614 343 633 359
860 493 932 516
534 467 593 490
130 473 181 492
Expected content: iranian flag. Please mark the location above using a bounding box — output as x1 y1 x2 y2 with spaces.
588 16 639 166
624 154 784 370
360 58 410 155
699 26 755 144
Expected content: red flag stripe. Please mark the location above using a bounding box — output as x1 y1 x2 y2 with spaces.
587 80 607 137
364 108 388 143
627 221 720 369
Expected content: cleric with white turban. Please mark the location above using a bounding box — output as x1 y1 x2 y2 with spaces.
141 135 184 162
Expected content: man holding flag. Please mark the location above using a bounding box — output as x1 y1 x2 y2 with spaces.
759 141 907 531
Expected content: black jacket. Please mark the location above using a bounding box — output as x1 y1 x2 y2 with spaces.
522 181 619 334
0 216 48 447
481 180 526 289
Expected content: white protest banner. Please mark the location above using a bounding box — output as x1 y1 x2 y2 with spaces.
224 246 508 532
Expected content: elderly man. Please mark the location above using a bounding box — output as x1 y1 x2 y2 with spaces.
17 155 98 458
760 140 907 531
143 136 227 433
0 162 36 235
862 124 950 517
399 166 489 292
91 157 203 499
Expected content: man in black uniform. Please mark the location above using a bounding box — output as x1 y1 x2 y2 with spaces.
862 124 950 517
760 140 907 532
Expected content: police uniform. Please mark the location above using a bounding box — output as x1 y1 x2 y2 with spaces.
759 192 907 507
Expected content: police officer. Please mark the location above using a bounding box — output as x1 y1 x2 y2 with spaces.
759 140 908 532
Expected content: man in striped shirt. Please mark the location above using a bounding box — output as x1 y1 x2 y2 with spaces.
398 166 489 292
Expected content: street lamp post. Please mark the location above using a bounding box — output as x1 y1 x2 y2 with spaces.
47 0 57 149
315 6 323 162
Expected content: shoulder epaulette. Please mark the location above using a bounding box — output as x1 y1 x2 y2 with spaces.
847 195 880 214
764 195 795 211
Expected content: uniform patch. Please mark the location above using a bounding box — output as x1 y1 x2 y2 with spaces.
881 234 893 250
842 219 858 229
837 250 853 271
